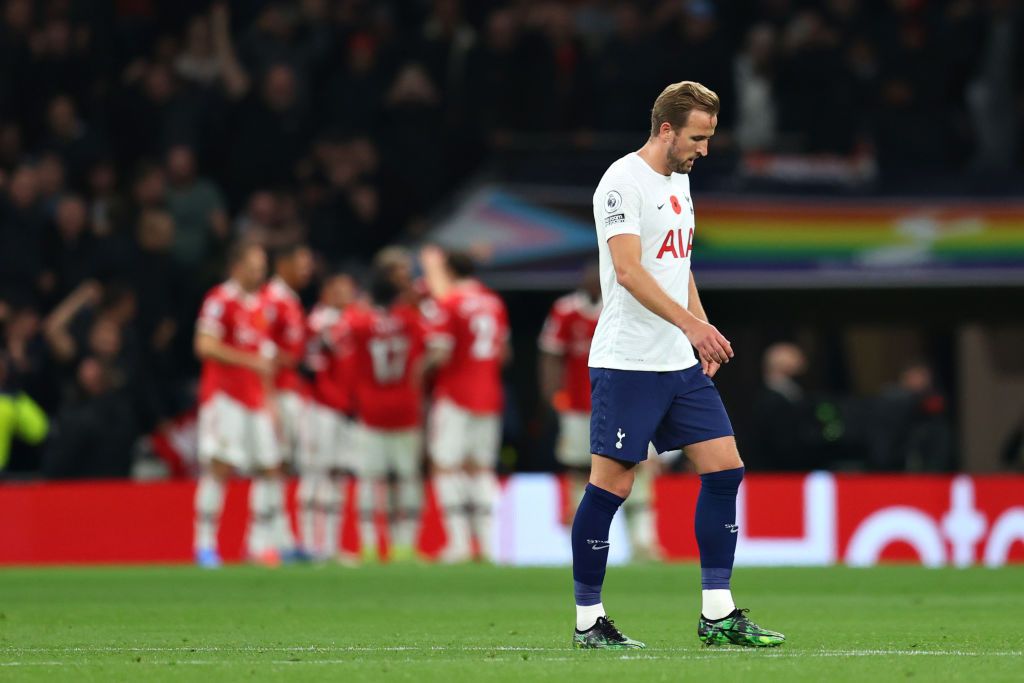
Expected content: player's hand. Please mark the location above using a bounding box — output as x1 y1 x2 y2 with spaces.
702 358 721 378
684 319 733 366
250 355 275 377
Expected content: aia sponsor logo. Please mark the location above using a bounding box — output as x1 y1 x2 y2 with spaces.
656 227 694 259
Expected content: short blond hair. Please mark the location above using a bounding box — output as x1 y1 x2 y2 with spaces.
650 81 720 137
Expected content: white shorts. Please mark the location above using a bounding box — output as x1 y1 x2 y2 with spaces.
428 399 501 470
357 425 422 480
275 390 307 465
305 403 355 473
555 411 592 468
197 392 279 472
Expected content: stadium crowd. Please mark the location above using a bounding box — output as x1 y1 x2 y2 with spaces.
0 0 1021 478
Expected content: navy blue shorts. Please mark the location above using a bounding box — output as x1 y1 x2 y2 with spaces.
589 365 734 463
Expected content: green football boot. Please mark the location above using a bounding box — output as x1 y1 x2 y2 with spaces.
698 608 785 647
573 616 646 650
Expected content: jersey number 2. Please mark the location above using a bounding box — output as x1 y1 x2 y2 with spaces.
469 314 499 359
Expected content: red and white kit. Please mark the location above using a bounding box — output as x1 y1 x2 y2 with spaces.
343 302 427 478
306 303 356 472
261 277 309 463
196 281 279 471
426 281 509 468
538 291 601 467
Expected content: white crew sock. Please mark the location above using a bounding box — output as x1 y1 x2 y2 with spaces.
575 603 606 631
468 471 498 561
297 472 319 555
268 477 296 553
391 475 422 551
194 475 225 552
359 477 381 558
248 478 274 557
321 475 344 559
701 589 736 621
434 472 472 560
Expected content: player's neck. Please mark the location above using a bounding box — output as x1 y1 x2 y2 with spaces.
637 140 670 176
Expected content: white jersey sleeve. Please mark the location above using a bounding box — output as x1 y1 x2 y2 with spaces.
588 153 699 372
597 174 643 240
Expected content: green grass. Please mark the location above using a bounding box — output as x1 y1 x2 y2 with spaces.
1 564 1022 681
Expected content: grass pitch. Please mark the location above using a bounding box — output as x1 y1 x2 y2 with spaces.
1 563 1022 682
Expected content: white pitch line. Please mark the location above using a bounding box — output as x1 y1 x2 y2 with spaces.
1 647 1022 664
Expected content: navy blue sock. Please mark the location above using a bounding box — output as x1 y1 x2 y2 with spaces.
571 483 625 606
694 467 744 590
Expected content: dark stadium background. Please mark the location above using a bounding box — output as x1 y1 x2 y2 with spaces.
0 0 1022 481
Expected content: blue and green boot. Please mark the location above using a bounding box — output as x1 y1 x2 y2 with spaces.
698 608 785 647
573 616 646 650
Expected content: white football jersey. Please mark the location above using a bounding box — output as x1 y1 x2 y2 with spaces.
588 152 698 372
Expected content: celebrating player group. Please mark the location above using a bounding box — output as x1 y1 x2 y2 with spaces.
188 78 784 651
191 241 508 568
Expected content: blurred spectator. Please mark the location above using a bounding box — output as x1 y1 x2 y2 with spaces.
967 0 1023 173
746 342 820 471
0 352 49 473
324 32 388 133
235 190 306 251
733 24 779 152
0 298 52 412
225 62 311 202
418 0 476 99
112 61 202 166
165 144 228 270
42 281 138 398
86 159 129 239
591 3 660 131
866 362 955 472
174 14 223 88
44 194 96 300
34 152 67 217
42 95 104 190
0 164 47 301
41 356 137 478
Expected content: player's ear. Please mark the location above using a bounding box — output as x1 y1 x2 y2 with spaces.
659 122 675 141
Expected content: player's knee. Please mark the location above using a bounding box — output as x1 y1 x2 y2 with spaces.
208 459 233 480
590 471 635 500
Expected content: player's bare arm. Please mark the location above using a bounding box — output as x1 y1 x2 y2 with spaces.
194 331 273 377
539 351 564 405
419 245 454 300
687 272 722 377
606 233 733 365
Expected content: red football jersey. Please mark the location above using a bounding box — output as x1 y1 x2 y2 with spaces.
306 303 354 414
427 281 509 414
342 302 426 429
538 291 601 412
196 281 272 409
261 277 309 395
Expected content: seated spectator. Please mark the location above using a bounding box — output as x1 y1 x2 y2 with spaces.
41 356 138 479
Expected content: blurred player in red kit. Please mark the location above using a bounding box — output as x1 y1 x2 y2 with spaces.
192 242 279 568
420 247 510 563
539 264 662 559
341 262 428 562
539 264 602 501
303 271 359 561
260 243 314 561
